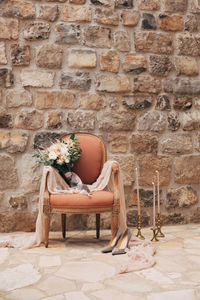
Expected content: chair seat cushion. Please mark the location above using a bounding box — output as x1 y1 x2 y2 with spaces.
50 191 114 209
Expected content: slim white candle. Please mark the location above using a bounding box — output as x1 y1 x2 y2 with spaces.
136 168 141 216
156 170 160 214
152 182 156 229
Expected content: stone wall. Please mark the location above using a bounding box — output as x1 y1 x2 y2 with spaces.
0 0 200 232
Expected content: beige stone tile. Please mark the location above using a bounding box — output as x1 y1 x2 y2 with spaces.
0 248 9 265
55 261 115 283
135 268 173 285
81 283 104 292
92 288 146 300
37 276 75 295
64 291 90 300
40 295 65 300
39 255 61 268
106 277 153 293
5 287 45 300
147 289 197 300
0 263 41 292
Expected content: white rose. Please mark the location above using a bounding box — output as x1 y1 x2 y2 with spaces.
49 151 57 160
65 158 69 163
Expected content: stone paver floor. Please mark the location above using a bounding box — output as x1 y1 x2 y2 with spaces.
0 224 200 300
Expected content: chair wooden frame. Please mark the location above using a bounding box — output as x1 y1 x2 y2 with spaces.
43 133 120 248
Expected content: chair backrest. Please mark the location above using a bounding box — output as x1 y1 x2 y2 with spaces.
62 133 107 184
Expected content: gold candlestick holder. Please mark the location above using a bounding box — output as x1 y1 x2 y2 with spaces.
156 213 165 238
151 227 159 242
136 214 145 240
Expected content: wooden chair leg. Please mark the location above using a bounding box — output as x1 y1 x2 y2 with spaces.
44 214 50 248
96 214 100 239
111 206 119 236
61 214 66 239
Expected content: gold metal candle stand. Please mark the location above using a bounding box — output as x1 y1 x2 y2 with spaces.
156 213 165 238
151 228 159 242
136 214 145 240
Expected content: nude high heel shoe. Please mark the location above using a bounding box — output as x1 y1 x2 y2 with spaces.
112 228 132 255
101 227 123 253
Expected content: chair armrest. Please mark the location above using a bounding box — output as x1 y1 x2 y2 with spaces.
112 162 119 174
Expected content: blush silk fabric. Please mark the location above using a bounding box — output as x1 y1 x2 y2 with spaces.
0 160 155 273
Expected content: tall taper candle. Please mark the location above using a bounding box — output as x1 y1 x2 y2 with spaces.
136 168 141 216
156 170 160 214
152 182 156 229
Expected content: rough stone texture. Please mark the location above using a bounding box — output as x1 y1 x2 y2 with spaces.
36 91 77 109
96 74 130 93
127 209 150 227
0 155 18 190
100 50 120 73
176 34 200 56
184 15 198 32
39 5 59 22
167 186 198 209
61 5 92 22
149 55 172 76
68 50 96 68
113 31 131 52
163 78 200 95
122 94 154 110
70 0 86 3
34 132 61 149
110 155 135 185
55 23 81 44
121 11 140 26
134 32 173 54
9 195 27 210
175 56 198 76
164 0 187 12
162 213 186 225
173 95 192 110
115 0 133 8
15 110 43 130
80 94 105 110
139 0 160 10
37 44 63 69
133 75 161 94
60 72 91 90
160 134 193 154
139 155 172 186
0 69 14 87
95 8 119 25
0 132 28 153
6 90 32 108
156 94 171 110
182 111 200 131
98 111 135 131
123 53 147 74
0 212 36 232
21 154 41 192
67 112 96 130
83 26 111 48
168 112 181 131
24 21 50 40
0 108 12 128
46 112 63 129
0 42 7 64
138 111 167 132
21 70 54 88
142 13 157 30
0 17 18 39
0 0 35 19
130 133 158 154
159 15 183 31
90 0 110 4
175 156 200 184
11 44 30 66
107 133 128 153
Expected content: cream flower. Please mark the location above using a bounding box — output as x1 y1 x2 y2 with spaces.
49 151 57 160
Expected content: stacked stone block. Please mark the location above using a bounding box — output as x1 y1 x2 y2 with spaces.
0 0 200 232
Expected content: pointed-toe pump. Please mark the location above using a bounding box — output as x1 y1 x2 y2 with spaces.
112 228 132 255
101 227 123 253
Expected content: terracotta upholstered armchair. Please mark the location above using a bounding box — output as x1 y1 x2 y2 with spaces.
43 133 120 247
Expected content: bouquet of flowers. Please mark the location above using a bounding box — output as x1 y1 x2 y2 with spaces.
33 134 81 176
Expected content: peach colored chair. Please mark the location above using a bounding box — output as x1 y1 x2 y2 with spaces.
43 133 120 247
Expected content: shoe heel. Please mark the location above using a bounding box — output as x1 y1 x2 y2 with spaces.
112 229 132 255
101 227 123 253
